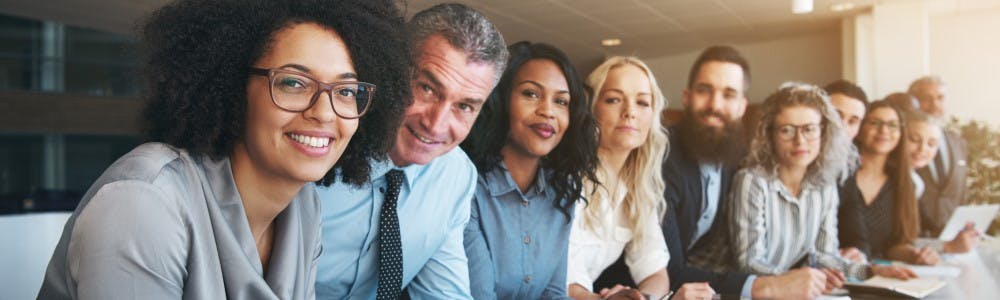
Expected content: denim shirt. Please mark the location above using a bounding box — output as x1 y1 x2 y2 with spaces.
463 163 574 300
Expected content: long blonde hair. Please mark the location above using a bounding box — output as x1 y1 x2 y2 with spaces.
582 56 669 247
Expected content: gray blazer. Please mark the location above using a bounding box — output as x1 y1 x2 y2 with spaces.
38 143 322 299
916 130 969 236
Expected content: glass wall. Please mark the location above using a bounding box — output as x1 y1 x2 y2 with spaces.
0 14 43 91
0 13 138 96
0 13 141 214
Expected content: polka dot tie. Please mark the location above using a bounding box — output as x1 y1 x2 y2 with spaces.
377 170 405 300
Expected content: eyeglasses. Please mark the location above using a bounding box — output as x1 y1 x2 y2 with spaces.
864 119 901 131
774 123 823 141
249 67 375 119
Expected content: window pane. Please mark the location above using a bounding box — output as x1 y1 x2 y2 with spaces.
0 14 43 91
0 135 44 214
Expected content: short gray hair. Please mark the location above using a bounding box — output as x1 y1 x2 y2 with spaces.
409 3 508 82
907 75 944 95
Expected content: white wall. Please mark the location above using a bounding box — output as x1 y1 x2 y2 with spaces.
928 7 1000 127
645 31 842 109
871 0 931 98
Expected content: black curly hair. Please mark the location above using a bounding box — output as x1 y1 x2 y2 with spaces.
140 0 410 187
460 41 600 218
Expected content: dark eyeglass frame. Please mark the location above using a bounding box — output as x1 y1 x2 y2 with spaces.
249 67 375 119
773 123 824 141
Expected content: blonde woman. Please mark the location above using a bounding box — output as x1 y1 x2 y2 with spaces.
903 110 979 254
567 57 711 300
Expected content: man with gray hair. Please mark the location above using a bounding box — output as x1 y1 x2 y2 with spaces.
315 3 507 299
907 76 973 242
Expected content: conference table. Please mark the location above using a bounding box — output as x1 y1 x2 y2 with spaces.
846 238 1000 299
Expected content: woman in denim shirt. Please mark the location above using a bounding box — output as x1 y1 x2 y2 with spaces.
460 41 600 299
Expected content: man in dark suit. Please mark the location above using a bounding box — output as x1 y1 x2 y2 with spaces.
908 77 977 251
594 46 827 299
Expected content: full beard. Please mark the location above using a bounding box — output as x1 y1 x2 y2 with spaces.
677 110 746 164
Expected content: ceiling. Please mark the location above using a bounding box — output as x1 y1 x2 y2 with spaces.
1 0 880 68
405 0 876 68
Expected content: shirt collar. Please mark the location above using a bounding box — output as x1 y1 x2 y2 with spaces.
768 172 819 203
485 161 552 198
371 156 420 189
699 162 722 178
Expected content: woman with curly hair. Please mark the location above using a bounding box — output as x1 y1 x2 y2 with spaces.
37 0 409 298
459 41 599 299
565 56 677 300
719 83 914 297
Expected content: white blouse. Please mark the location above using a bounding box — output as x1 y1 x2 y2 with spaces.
566 185 670 291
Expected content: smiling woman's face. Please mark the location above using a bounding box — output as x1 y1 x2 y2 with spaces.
858 106 902 156
593 64 654 154
502 59 571 159
239 22 360 185
905 120 940 168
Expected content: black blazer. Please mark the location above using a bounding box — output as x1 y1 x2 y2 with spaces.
592 128 749 296
916 130 969 236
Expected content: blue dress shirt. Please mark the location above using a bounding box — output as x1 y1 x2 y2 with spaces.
315 148 476 299
692 162 722 246
464 163 574 300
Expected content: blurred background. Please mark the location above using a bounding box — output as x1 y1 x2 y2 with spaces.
1 0 999 298
2 0 999 214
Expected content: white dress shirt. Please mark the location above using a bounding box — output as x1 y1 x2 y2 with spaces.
566 185 670 291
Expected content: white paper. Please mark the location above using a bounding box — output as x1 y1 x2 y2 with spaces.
938 204 1000 241
905 265 962 278
853 276 946 298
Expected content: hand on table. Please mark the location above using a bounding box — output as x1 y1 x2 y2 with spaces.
673 282 715 300
819 268 846 293
870 265 917 280
839 247 867 263
912 246 941 265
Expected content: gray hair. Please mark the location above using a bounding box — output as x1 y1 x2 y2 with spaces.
408 3 508 82
743 82 858 186
907 75 944 95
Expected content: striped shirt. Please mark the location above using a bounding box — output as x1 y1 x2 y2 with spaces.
691 167 868 280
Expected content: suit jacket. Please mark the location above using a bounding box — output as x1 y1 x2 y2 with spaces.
916 130 969 236
592 127 749 296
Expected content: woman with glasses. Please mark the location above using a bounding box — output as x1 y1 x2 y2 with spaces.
460 41 599 300
38 0 408 298
702 83 914 298
839 99 977 267
837 99 937 265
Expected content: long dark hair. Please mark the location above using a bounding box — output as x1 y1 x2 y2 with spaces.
461 41 599 218
857 100 919 244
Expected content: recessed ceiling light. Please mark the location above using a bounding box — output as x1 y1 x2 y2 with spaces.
831 2 856 12
792 0 813 14
601 38 621 47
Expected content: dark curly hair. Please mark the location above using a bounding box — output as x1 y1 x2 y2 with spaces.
460 41 600 218
139 0 410 187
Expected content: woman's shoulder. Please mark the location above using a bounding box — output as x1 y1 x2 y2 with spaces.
82 142 215 211
101 142 202 183
733 166 772 184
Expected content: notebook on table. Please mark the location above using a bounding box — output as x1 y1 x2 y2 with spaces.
843 276 946 299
